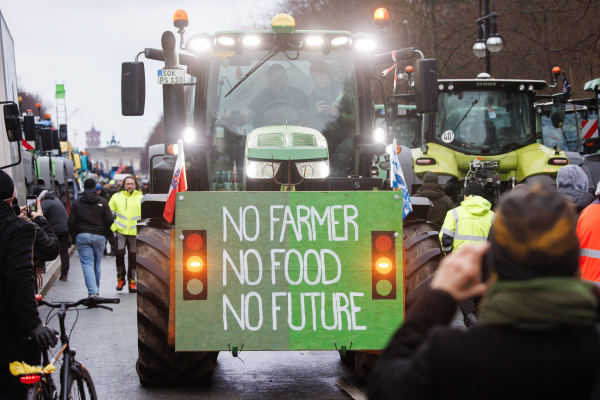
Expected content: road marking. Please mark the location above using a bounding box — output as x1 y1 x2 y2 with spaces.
335 378 368 400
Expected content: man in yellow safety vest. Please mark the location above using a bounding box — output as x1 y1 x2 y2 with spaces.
439 182 495 328
109 175 143 292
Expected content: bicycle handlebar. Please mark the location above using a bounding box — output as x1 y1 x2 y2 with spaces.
37 296 120 309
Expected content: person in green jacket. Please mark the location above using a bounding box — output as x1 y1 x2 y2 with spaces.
439 182 496 328
108 176 143 292
412 172 455 230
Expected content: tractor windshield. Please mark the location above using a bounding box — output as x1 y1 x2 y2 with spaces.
202 49 360 180
433 91 533 154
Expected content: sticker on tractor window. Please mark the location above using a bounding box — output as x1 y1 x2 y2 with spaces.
488 104 497 119
397 108 407 115
441 130 454 143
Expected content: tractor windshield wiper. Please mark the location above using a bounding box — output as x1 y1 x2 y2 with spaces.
225 44 284 98
452 98 479 133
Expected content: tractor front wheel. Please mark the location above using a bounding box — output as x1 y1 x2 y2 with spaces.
135 218 218 386
353 219 441 383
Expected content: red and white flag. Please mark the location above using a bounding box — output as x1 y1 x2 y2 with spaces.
163 140 187 224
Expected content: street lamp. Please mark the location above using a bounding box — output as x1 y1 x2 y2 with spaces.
471 0 504 74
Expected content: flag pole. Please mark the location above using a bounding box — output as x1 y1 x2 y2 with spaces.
391 139 399 191
570 69 581 151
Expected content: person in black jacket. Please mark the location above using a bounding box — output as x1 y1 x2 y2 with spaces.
68 179 114 296
33 186 71 281
369 183 600 400
412 172 455 230
0 171 58 399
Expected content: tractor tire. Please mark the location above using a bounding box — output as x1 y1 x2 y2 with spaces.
135 218 218 386
353 219 441 383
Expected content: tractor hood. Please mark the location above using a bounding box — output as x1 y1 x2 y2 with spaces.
245 125 329 161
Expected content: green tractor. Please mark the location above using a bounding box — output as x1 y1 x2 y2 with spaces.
121 10 442 386
386 74 569 204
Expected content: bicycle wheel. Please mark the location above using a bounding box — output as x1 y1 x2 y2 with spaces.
66 364 97 400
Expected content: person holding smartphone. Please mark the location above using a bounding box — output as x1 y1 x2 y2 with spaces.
0 170 58 399
368 184 600 400
33 186 71 281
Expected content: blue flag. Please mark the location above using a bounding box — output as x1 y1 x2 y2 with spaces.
563 71 572 101
390 139 412 220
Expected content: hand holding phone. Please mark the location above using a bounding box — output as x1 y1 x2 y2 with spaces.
26 195 37 218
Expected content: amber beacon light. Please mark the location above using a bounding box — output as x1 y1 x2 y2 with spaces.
182 230 207 300
371 231 397 300
374 8 390 29
173 9 189 28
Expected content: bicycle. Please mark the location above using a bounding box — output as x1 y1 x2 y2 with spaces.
17 295 120 400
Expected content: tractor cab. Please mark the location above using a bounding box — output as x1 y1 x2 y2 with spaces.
412 76 568 204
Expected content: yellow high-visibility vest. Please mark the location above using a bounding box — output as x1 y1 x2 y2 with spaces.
109 190 143 235
439 195 495 252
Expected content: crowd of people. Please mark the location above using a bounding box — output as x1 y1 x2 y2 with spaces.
3 160 600 398
369 166 600 399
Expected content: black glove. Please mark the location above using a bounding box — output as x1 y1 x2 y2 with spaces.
28 324 59 349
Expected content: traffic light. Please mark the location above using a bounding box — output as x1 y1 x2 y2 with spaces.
182 230 207 301
371 231 396 300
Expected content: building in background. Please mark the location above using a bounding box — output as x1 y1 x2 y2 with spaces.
85 132 142 175
86 124 101 148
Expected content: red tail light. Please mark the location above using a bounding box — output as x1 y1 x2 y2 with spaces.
416 158 436 165
182 230 208 301
548 158 568 165
20 375 40 384
372 231 397 300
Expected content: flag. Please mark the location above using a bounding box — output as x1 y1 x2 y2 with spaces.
563 72 572 101
55 84 65 99
390 139 412 220
163 139 187 224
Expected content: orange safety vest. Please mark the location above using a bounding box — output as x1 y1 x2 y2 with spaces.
576 203 600 282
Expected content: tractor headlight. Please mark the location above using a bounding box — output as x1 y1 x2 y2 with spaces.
296 161 329 179
183 127 196 143
373 127 387 143
246 160 280 179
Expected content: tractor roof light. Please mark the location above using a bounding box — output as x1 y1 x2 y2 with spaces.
186 34 213 52
374 8 390 29
242 36 261 46
305 36 325 46
519 84 525 91
421 144 429 155
553 144 563 155
217 36 236 46
330 36 349 46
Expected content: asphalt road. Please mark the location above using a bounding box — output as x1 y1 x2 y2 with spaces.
40 250 377 399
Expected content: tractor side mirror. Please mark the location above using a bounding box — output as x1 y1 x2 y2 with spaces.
59 124 68 141
3 104 22 142
414 59 438 114
40 128 54 152
550 103 566 129
121 62 146 116
23 115 37 141
385 102 399 127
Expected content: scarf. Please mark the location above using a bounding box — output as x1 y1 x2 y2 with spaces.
478 277 597 331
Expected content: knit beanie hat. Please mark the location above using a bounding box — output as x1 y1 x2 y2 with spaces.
423 172 438 184
489 183 579 280
464 182 484 197
0 170 14 201
83 178 96 190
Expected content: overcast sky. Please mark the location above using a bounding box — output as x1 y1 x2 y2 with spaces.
2 1 265 149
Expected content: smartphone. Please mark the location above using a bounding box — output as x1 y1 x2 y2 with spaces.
26 195 37 216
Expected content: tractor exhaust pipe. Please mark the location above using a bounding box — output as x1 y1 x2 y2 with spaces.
161 31 186 149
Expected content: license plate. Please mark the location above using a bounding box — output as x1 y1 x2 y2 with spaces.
158 69 185 84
